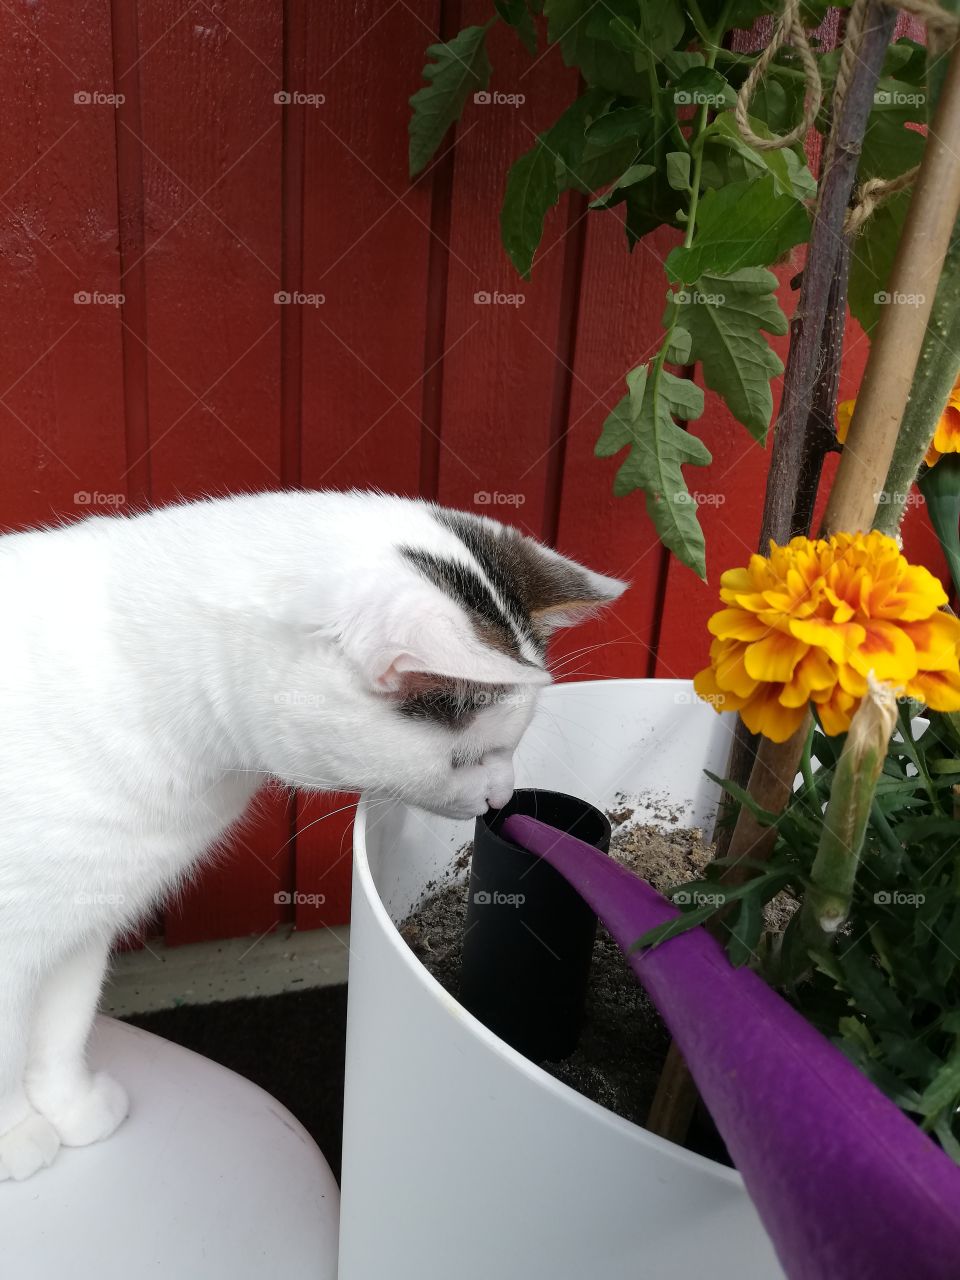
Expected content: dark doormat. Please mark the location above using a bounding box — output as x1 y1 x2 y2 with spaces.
124 984 348 1179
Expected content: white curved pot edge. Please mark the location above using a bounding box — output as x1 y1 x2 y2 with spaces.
353 788 745 1187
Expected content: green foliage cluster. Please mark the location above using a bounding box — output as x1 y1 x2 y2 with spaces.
408 1 929 577
638 706 960 1161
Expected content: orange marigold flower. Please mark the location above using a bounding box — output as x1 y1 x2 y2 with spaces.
836 377 960 468
694 531 960 742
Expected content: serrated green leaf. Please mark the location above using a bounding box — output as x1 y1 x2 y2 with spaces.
409 26 492 177
666 150 691 192
495 0 538 54
666 267 787 441
596 363 710 576
666 175 810 283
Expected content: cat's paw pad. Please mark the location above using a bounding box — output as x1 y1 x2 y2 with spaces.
0 1111 60 1181
41 1072 129 1148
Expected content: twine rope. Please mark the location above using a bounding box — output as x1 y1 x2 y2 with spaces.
735 0 960 233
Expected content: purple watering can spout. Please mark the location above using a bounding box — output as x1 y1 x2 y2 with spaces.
503 813 960 1280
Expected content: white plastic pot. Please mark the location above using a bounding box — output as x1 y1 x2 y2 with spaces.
339 678 784 1279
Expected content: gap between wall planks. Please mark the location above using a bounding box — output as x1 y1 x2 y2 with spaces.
0 2 943 944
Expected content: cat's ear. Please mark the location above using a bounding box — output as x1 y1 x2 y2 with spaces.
347 592 552 693
518 541 627 633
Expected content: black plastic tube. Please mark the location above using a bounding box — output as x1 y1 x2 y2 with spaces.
459 789 610 1061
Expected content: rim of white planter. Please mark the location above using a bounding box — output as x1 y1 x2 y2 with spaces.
339 678 784 1280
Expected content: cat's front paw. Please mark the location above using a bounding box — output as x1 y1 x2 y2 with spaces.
0 1110 60 1181
33 1072 129 1148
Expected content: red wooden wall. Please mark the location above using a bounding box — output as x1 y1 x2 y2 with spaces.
0 3 942 943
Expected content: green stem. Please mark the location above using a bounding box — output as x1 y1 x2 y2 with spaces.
651 0 731 403
873 296 960 538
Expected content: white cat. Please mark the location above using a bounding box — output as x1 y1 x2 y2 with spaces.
0 489 624 1180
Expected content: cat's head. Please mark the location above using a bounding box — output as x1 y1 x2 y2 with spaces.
328 503 626 817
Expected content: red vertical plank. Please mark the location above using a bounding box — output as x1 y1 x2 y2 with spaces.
0 0 127 531
124 1 292 943
550 222 680 682
433 11 580 537
292 0 441 928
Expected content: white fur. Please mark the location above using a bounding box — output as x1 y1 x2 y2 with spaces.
0 490 623 1179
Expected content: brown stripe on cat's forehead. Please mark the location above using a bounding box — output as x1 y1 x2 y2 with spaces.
399 546 528 662
431 507 572 621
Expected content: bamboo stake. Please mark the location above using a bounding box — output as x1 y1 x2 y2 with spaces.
822 36 960 535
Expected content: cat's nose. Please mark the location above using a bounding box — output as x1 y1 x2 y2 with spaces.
484 751 515 810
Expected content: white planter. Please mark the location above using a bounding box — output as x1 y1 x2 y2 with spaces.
339 679 784 1280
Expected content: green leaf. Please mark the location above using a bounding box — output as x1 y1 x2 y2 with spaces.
500 91 632 276
596 363 710 576
590 163 655 210
544 0 649 96
726 891 763 967
852 227 924 326
916 1045 960 1120
666 175 810 283
666 150 691 192
860 80 927 181
409 25 492 177
697 111 814 201
672 66 735 110
919 446 960 602
584 104 654 147
667 267 787 442
501 143 559 279
495 0 538 54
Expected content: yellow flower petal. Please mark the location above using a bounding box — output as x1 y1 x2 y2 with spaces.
694 664 748 713
836 398 854 444
743 631 808 683
906 668 960 711
848 619 919 682
707 608 769 642
900 613 960 672
779 647 837 708
789 618 866 666
738 684 808 743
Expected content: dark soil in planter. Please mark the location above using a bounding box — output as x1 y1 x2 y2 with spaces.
398 805 734 1160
